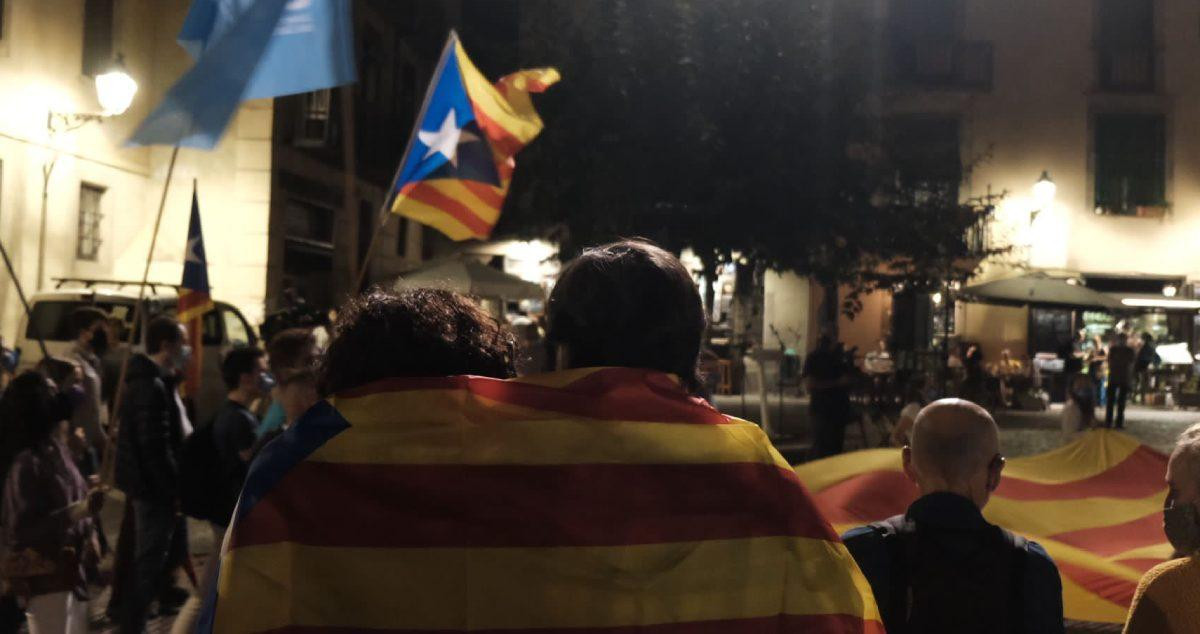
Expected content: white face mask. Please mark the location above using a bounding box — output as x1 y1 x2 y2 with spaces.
170 344 193 371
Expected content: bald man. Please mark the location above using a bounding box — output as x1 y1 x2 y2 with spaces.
842 399 1064 634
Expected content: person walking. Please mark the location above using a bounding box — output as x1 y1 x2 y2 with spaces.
803 332 853 459
0 372 105 634
842 399 1064 633
64 308 110 477
1105 333 1136 429
114 317 190 634
1134 333 1159 404
1123 422 1200 633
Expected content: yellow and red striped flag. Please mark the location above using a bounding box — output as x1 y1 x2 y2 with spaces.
177 184 213 397
389 32 558 241
796 429 1172 624
201 368 882 633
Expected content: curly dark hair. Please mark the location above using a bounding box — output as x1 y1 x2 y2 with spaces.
547 239 705 391
317 288 516 396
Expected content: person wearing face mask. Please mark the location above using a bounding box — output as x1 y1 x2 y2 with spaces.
1124 423 1200 633
843 399 1065 634
64 308 110 476
114 316 190 634
249 328 320 455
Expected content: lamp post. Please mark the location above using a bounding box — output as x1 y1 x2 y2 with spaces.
37 56 138 290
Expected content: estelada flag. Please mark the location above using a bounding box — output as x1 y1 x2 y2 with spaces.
796 430 1172 624
201 368 883 633
178 184 213 396
389 32 558 241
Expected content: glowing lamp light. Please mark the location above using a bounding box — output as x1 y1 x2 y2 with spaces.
1163 284 1179 298
1121 297 1200 309
1032 171 1057 208
931 291 944 305
95 59 138 116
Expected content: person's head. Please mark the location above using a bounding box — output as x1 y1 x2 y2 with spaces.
1115 332 1129 346
146 316 188 372
70 307 110 355
903 398 1004 508
1142 332 1154 344
547 239 705 391
268 328 321 423
1164 423 1200 555
0 371 62 451
319 288 515 396
221 346 270 399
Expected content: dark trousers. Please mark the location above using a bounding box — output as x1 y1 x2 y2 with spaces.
809 393 849 459
120 499 176 633
1105 383 1129 428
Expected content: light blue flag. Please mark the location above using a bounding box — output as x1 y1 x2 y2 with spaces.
128 0 356 149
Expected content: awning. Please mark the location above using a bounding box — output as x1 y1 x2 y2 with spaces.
394 258 545 301
961 273 1123 310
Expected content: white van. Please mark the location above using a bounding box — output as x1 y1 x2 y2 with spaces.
15 279 259 425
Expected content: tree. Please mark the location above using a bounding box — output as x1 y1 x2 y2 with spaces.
489 0 1006 318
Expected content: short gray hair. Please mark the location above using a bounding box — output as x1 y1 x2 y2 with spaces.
1174 423 1200 484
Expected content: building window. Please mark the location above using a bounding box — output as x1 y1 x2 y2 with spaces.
886 115 961 202
76 184 104 261
295 89 332 147
1097 0 1154 92
1094 113 1166 216
82 0 114 77
887 0 992 89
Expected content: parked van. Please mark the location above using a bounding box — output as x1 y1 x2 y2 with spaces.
15 279 259 425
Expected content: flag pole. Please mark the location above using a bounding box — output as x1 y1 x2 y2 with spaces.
0 239 49 360
353 32 459 293
101 144 181 485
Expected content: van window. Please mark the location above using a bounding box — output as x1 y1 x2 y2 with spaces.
221 308 253 347
26 300 134 342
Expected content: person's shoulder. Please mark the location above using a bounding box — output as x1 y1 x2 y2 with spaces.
1137 557 1197 594
1017 537 1062 579
842 516 904 549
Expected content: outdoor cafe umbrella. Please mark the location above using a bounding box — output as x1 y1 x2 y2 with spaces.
960 273 1123 310
393 258 545 300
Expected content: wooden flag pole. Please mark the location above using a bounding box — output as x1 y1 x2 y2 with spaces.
101 144 181 485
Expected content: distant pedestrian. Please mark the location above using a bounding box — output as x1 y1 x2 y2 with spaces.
252 328 321 453
1106 333 1136 429
843 399 1064 633
114 317 190 634
1062 374 1095 440
1134 332 1159 404
1123 422 1200 633
64 308 110 476
0 371 105 634
803 332 852 459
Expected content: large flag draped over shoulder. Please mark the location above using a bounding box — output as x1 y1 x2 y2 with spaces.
128 0 355 148
390 32 559 241
178 186 213 397
202 368 883 633
796 430 1172 624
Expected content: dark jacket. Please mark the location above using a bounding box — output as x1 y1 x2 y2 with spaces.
843 492 1064 634
115 354 184 504
211 399 258 525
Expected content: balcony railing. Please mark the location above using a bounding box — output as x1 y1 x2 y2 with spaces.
889 39 993 90
1098 47 1155 93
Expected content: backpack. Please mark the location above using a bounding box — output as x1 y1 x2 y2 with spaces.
871 516 1028 634
179 421 221 523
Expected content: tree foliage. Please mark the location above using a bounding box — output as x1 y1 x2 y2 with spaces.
493 0 1007 316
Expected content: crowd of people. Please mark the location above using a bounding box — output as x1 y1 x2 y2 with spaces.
0 240 1194 633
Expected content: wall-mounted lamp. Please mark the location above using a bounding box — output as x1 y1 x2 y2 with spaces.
1030 170 1056 224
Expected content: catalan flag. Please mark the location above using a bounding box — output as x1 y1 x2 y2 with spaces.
796 430 1172 624
202 368 882 633
178 184 213 396
390 32 559 241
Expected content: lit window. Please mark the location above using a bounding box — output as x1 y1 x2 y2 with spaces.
295 89 332 147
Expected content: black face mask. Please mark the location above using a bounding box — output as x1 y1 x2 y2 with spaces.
53 385 85 421
90 328 109 356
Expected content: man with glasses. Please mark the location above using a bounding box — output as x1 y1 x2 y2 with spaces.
842 399 1065 634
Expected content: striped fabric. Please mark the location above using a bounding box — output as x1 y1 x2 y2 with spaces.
203 368 882 633
796 429 1171 624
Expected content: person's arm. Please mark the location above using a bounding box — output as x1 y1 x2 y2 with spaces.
1023 542 1065 634
236 412 257 463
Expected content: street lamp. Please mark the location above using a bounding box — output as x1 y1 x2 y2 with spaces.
38 55 137 289
1030 170 1056 224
